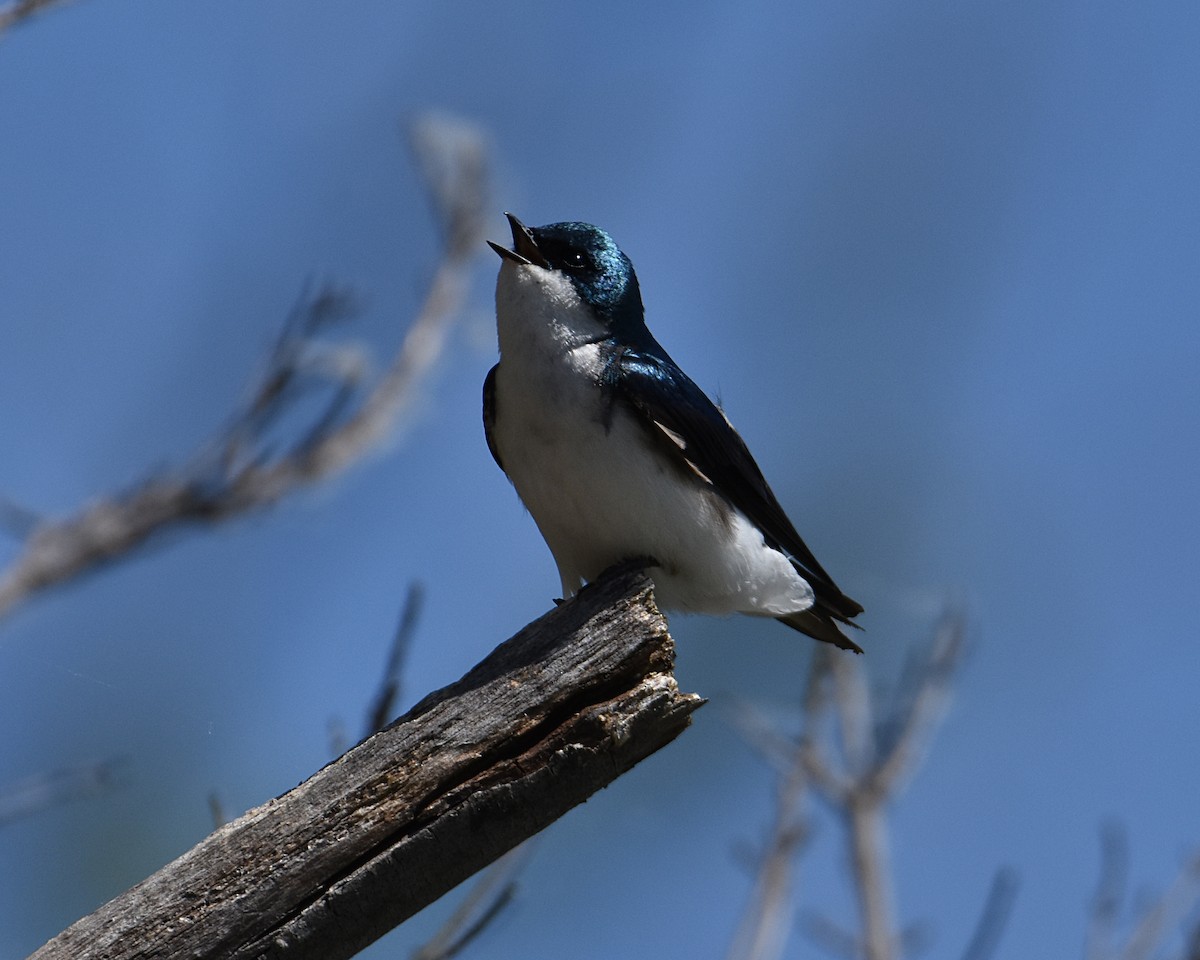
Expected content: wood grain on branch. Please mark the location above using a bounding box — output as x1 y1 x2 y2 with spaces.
30 569 703 960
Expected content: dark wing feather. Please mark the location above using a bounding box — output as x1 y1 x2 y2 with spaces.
482 364 504 471
616 348 863 625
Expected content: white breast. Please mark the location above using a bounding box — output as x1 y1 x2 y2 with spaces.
491 262 814 618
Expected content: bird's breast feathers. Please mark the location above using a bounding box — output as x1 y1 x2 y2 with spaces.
490 261 814 618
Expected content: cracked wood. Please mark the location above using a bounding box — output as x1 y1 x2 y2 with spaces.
29 569 703 960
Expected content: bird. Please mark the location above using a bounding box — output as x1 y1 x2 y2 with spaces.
483 213 864 652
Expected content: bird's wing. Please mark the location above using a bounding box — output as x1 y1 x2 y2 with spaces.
482 364 504 471
615 346 863 623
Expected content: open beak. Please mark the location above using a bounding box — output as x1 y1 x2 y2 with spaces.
487 212 551 268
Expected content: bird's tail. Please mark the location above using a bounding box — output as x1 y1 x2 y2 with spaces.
777 607 864 654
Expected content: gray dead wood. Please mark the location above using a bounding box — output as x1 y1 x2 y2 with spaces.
30 569 703 960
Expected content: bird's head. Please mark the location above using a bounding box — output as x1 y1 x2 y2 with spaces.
489 214 648 345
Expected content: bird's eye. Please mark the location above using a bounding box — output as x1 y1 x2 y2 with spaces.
562 250 590 272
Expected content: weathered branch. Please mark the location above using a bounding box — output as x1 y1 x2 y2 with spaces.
29 569 703 960
410 841 533 960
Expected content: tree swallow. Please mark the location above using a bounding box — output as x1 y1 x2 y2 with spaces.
484 214 864 652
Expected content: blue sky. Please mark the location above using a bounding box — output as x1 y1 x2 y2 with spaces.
1 0 1198 957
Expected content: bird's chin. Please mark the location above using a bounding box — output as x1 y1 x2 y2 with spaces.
496 268 608 350
498 258 565 295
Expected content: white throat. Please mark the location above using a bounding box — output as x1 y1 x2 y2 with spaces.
495 262 609 362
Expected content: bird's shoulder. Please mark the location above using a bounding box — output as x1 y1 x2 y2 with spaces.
611 343 860 617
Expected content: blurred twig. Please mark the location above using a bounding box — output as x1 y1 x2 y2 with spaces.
1087 821 1131 960
734 612 1200 960
799 612 986 960
0 497 41 540
960 868 1019 960
0 0 73 34
365 580 425 737
801 912 860 960
0 114 489 621
1117 854 1200 960
410 842 533 960
1186 918 1200 960
0 758 125 827
726 711 810 960
869 614 964 798
1085 822 1200 960
207 792 227 831
725 613 976 960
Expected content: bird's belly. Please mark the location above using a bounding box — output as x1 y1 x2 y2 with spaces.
493 365 812 616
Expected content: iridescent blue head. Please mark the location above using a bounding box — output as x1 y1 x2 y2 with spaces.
489 214 650 346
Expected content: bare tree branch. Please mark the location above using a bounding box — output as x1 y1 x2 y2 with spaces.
726 617 971 960
867 613 965 798
0 497 41 540
727 764 808 960
727 699 802 776
0 0 73 34
1087 821 1130 960
29 569 704 960
800 646 898 960
0 115 489 622
843 789 898 960
1185 917 1200 960
959 868 1019 960
207 792 227 831
1081 824 1200 960
1118 850 1200 960
366 580 425 737
829 644 875 780
800 615 971 960
727 709 811 960
798 655 853 803
801 912 859 960
0 758 125 827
